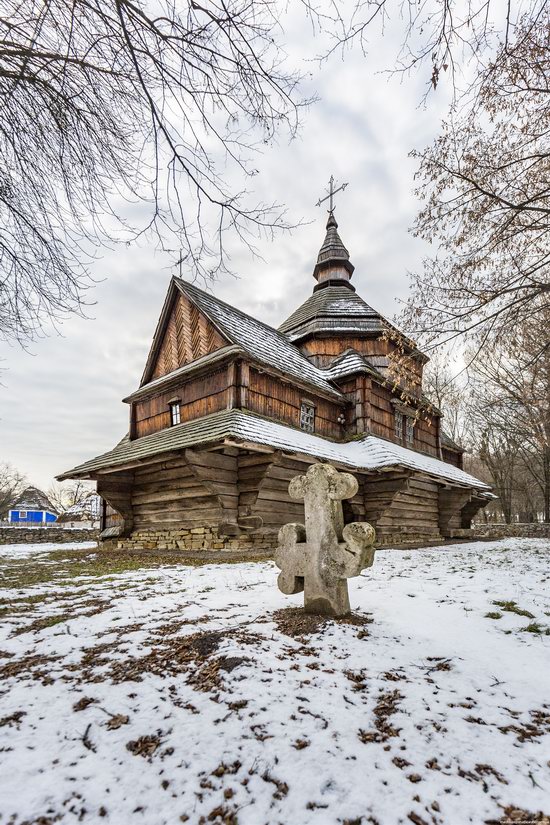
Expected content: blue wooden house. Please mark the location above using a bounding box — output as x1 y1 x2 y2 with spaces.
8 486 58 525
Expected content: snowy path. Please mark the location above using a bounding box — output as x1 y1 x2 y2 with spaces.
0 538 549 825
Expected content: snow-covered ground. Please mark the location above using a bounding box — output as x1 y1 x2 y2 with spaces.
0 538 549 825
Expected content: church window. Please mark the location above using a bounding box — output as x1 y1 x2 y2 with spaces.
169 401 181 426
394 410 403 441
300 402 315 433
406 416 414 445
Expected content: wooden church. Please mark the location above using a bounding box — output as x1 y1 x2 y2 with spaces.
59 205 491 551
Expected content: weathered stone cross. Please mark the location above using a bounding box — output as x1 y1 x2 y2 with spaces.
275 463 376 617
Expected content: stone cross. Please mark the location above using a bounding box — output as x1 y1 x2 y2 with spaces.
275 463 376 617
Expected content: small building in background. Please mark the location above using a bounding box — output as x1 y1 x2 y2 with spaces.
56 493 101 529
8 487 59 525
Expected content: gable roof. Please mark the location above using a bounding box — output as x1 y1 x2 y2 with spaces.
441 431 465 452
12 486 59 514
140 281 232 387
172 278 344 400
321 349 386 382
58 409 490 492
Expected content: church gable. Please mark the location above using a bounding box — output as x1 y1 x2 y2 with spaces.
145 289 229 384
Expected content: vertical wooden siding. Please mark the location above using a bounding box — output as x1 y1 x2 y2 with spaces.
247 369 342 437
134 368 230 437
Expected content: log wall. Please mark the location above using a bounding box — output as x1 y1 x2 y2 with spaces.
130 450 238 532
96 452 488 553
364 475 441 541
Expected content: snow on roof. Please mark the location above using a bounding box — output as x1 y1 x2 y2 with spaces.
12 486 59 514
278 285 389 341
64 494 101 519
322 350 385 381
174 279 343 400
58 409 490 491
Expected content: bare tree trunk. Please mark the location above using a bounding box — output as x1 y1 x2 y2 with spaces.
544 448 550 523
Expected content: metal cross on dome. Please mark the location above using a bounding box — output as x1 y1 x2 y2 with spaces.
316 175 349 213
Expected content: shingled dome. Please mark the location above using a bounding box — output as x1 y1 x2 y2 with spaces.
279 285 388 343
313 212 355 289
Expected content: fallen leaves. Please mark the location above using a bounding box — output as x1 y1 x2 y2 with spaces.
73 696 97 712
106 714 129 730
499 708 550 742
0 710 26 728
359 690 404 744
126 734 161 758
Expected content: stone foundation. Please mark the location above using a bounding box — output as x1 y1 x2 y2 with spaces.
101 526 280 554
101 525 450 555
0 527 99 545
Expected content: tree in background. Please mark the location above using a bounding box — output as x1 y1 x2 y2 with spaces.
0 463 26 517
422 350 471 445
401 8 550 364
47 480 93 514
467 307 550 521
0 0 304 344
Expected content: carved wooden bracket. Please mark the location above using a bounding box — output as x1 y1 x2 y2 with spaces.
97 472 135 537
439 488 472 535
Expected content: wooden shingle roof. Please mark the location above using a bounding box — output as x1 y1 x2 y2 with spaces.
172 278 344 400
58 409 490 491
278 285 390 342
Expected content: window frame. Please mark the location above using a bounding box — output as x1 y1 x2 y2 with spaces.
300 400 316 433
394 410 403 441
405 416 414 446
168 399 181 427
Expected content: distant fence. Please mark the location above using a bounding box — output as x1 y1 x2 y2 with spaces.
0 526 99 545
474 523 550 539
0 521 97 529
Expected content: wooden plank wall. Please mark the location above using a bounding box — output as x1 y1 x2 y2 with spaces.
360 379 439 457
151 293 227 380
413 417 438 457
247 369 342 438
442 447 462 469
134 368 230 437
300 335 424 389
300 336 388 367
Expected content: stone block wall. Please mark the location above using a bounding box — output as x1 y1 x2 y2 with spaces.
0 527 99 545
101 525 448 555
472 523 550 539
101 526 279 554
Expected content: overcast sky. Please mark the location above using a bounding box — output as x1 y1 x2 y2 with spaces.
0 6 453 491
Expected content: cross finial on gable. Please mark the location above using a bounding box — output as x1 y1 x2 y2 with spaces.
315 175 349 214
